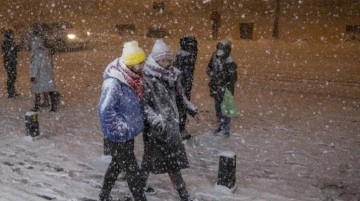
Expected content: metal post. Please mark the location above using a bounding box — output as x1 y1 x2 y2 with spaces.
217 151 236 191
25 112 40 137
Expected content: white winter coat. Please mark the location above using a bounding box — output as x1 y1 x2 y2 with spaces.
30 36 56 93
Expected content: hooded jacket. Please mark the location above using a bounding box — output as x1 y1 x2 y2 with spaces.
98 58 144 143
206 40 237 102
173 35 197 98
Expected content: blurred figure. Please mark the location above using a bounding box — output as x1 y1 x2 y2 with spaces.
30 25 59 112
98 41 147 201
1 29 22 98
206 39 237 136
141 39 199 201
210 9 221 40
173 35 198 140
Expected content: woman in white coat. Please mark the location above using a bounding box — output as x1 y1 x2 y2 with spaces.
30 27 59 112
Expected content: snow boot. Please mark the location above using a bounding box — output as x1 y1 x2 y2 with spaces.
212 128 221 135
144 186 156 195
214 129 229 137
98 194 113 201
177 187 191 201
49 91 60 112
8 92 20 98
181 129 192 140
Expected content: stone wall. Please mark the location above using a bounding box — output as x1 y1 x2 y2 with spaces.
1 0 359 43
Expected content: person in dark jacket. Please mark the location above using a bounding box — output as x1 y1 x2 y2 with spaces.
141 39 199 201
173 35 198 140
1 29 22 98
210 9 221 40
98 41 147 201
206 39 237 136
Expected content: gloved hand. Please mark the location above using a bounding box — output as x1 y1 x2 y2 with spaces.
30 77 36 83
152 114 165 133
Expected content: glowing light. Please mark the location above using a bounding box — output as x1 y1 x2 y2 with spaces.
67 34 76 39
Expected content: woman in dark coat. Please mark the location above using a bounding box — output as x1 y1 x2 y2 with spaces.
141 39 199 201
174 35 198 140
206 39 237 136
1 29 22 98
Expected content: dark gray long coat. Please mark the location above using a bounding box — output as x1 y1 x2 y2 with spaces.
141 56 197 174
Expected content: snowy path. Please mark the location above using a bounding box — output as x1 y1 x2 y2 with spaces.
1 37 360 200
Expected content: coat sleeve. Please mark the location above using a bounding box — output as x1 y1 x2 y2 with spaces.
175 76 197 116
99 79 130 138
1 40 6 53
173 53 181 70
206 55 214 78
226 62 238 94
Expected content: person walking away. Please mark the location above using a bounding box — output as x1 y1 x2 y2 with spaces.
141 39 199 201
30 26 59 112
206 39 237 136
210 9 221 40
173 35 198 140
98 41 147 201
1 29 22 98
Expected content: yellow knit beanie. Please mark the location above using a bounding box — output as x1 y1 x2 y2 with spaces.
121 41 146 66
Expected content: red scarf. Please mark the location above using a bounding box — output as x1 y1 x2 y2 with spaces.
113 62 143 99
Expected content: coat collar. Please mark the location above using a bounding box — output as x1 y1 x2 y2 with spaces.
104 58 128 86
143 56 181 87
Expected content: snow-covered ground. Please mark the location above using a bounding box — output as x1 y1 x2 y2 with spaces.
1 33 359 201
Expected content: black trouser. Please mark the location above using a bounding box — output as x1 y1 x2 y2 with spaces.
212 24 220 39
169 172 191 201
141 169 190 201
100 139 147 201
176 91 191 134
5 66 17 96
178 103 187 133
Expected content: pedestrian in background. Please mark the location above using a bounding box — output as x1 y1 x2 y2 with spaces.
141 39 199 201
174 35 198 140
210 9 221 40
30 26 59 112
98 41 147 201
1 28 22 98
206 39 237 136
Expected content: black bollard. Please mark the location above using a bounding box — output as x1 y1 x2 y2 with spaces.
217 151 236 191
25 112 40 137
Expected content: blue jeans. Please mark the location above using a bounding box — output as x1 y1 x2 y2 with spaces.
215 99 231 133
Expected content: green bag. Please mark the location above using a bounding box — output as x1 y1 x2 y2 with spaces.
221 88 239 118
